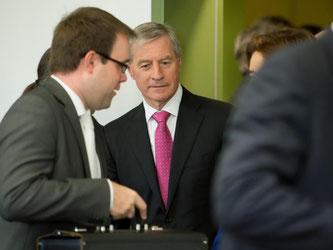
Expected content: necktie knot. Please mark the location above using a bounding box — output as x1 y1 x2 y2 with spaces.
152 111 171 123
80 110 94 130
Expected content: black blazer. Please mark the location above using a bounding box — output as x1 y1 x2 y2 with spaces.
105 87 232 242
0 77 111 250
213 28 333 250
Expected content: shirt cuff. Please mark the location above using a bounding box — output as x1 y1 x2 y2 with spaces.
106 179 114 209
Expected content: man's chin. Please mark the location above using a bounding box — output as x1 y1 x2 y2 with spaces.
104 100 113 109
95 99 113 111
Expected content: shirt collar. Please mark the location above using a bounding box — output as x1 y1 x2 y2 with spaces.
51 74 87 117
143 84 183 122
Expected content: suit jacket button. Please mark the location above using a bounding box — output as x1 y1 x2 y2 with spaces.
165 217 173 223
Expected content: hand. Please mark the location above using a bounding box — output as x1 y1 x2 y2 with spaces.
110 181 147 220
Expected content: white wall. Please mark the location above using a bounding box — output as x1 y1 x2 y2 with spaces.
0 0 150 125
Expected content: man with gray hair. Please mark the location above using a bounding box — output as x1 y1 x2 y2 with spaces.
104 22 232 244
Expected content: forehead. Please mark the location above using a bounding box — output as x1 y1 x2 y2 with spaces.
132 35 175 60
111 33 130 58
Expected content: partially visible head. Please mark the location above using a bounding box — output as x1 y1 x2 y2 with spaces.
247 28 314 73
22 48 51 95
129 22 182 110
49 7 135 74
253 15 294 28
49 7 135 111
234 15 294 77
37 48 51 84
300 24 323 36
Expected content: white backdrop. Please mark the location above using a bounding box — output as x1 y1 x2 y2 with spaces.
0 0 150 125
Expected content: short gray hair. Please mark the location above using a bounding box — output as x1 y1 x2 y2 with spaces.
130 22 182 62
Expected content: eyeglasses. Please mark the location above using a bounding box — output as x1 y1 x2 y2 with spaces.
96 52 128 73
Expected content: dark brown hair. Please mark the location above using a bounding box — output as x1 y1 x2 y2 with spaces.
49 7 135 74
246 28 314 66
234 15 294 76
22 48 51 95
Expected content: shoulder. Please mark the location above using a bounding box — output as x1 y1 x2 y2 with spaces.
196 94 232 112
0 87 59 145
3 86 57 121
104 103 143 132
182 88 233 116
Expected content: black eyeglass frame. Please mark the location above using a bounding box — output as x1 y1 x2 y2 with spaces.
96 51 128 73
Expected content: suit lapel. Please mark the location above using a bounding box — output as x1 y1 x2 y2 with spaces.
126 104 165 207
44 77 91 177
167 88 205 212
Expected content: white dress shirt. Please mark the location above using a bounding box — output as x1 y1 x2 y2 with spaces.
143 84 183 161
51 75 114 208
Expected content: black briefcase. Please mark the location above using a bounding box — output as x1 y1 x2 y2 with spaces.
37 229 208 250
37 231 84 250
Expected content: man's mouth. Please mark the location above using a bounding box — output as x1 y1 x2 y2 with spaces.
149 84 168 88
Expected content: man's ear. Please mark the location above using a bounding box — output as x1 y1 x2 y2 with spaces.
83 50 97 74
178 55 182 70
127 64 135 80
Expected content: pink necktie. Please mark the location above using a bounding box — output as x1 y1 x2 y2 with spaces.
152 111 173 208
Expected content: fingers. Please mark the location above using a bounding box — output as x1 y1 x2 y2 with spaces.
135 195 147 220
110 181 147 220
125 206 135 218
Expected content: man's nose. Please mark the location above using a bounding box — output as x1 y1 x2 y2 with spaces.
151 64 163 81
120 71 127 83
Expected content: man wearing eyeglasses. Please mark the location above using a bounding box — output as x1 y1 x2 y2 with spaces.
104 22 232 245
0 7 146 250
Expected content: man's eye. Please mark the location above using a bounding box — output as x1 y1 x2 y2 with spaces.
161 61 171 66
140 64 150 69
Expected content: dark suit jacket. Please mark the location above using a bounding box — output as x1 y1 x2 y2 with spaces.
213 28 333 250
0 77 111 250
104 87 232 242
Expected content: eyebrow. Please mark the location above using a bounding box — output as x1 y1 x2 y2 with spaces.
137 59 151 66
136 56 173 66
160 56 173 61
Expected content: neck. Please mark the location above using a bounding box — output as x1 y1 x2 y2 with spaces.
53 72 88 109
